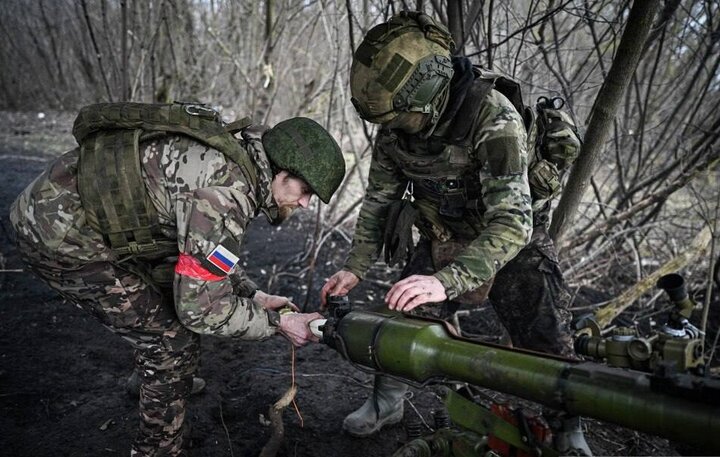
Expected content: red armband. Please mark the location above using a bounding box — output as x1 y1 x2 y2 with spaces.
175 253 225 281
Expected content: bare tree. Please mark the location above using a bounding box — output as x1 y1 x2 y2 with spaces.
1 0 719 333
549 0 663 244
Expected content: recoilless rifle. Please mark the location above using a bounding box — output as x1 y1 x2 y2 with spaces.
311 274 720 456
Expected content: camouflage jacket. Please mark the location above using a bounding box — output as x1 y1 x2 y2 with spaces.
345 88 533 300
10 127 280 340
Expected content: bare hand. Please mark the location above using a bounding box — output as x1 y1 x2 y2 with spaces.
254 290 299 312
278 312 324 347
320 270 360 309
385 275 447 312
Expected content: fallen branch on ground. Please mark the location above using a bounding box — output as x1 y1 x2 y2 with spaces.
258 384 297 457
594 225 712 328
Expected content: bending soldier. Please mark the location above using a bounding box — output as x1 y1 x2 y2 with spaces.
321 12 589 455
10 106 346 456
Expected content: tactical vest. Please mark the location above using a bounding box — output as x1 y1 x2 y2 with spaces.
382 67 580 227
73 102 256 259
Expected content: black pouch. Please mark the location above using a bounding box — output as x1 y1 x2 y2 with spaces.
438 192 466 219
383 199 418 267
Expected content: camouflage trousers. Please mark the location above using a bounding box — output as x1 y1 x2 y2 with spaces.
16 239 198 456
401 227 574 357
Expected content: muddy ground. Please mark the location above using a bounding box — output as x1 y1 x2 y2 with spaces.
0 111 687 456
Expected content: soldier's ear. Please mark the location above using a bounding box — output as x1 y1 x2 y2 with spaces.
276 170 290 182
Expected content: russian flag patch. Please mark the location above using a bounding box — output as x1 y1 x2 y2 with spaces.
206 244 239 274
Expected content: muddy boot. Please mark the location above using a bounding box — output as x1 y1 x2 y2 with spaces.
552 415 592 456
343 375 407 437
126 370 206 398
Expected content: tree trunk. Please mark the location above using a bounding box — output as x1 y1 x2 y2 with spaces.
256 0 275 123
446 0 463 54
549 0 662 244
120 0 129 100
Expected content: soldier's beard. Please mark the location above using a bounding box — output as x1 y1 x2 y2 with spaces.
269 205 296 225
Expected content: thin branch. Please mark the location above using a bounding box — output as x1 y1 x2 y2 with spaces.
80 0 114 101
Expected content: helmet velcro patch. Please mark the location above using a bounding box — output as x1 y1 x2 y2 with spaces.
354 40 380 67
379 54 413 92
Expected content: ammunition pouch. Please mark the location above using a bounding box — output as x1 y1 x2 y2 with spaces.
412 177 484 220
528 159 561 202
535 103 581 170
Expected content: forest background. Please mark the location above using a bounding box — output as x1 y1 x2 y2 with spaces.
2 0 720 406
1 1 720 456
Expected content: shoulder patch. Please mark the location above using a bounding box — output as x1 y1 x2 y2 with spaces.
206 243 240 274
486 137 524 176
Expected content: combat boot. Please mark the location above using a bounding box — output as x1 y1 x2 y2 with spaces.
551 415 592 456
343 375 407 437
126 370 206 398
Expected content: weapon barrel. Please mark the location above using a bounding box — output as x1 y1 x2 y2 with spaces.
333 311 720 450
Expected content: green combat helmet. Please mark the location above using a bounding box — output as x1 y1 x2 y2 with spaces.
262 117 346 203
350 11 455 129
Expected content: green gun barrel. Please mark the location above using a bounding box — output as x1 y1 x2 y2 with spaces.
330 310 720 451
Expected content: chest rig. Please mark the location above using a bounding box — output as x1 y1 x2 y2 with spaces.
73 102 257 260
380 70 532 220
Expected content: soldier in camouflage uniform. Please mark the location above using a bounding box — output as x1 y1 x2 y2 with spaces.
321 12 588 454
10 112 345 456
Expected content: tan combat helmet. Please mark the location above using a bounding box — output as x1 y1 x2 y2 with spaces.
350 11 455 130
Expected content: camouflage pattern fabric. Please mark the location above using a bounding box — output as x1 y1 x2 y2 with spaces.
345 88 533 300
488 227 574 357
394 234 573 358
345 81 574 356
10 128 283 455
14 249 199 456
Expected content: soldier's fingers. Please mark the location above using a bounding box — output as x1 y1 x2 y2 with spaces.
385 275 423 303
330 276 359 300
396 285 429 312
399 294 429 313
330 283 348 297
320 279 336 306
385 286 403 309
386 279 420 307
385 282 406 306
391 284 418 310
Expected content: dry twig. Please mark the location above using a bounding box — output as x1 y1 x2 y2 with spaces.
258 345 302 457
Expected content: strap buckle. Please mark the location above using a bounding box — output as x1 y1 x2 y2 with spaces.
402 181 415 202
181 103 219 121
116 240 159 256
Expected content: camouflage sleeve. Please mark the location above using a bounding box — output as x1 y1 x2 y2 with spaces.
344 134 405 279
174 186 275 340
434 90 533 299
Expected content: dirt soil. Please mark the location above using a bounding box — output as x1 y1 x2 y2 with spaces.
0 111 682 456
